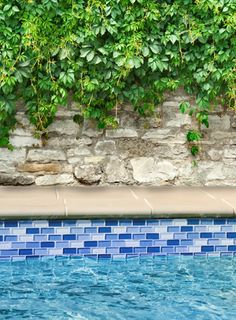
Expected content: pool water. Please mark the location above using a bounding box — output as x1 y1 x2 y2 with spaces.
0 257 236 320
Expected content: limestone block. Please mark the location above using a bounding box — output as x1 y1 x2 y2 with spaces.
67 147 91 158
48 119 79 135
84 156 105 164
35 174 74 185
166 114 191 128
207 115 231 131
106 129 138 138
197 162 225 182
95 141 116 155
130 158 177 183
142 129 186 144
27 149 66 162
0 173 34 185
74 165 102 185
0 149 26 163
0 161 16 173
207 149 223 161
105 157 129 183
9 135 42 148
223 146 236 159
17 162 64 173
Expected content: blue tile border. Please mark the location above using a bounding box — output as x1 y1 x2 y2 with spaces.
0 219 236 260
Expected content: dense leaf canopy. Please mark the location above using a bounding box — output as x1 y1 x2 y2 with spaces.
0 0 235 150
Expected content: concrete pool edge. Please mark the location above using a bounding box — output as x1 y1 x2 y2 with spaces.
0 186 236 219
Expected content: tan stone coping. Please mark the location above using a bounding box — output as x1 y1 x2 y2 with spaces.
0 186 236 219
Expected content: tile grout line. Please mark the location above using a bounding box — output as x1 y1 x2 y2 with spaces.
143 198 153 216
129 189 139 199
63 199 68 217
221 198 235 215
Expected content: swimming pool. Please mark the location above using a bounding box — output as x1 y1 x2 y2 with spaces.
1 256 235 319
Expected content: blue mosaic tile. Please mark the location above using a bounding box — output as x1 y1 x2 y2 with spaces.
98 227 111 233
201 246 214 252
19 249 32 255
200 232 213 238
181 226 193 232
227 233 236 238
41 242 54 248
133 220 146 226
119 234 131 239
105 220 118 226
84 241 97 247
120 247 133 253
26 228 39 234
49 221 62 227
4 221 18 227
0 218 236 260
146 233 159 239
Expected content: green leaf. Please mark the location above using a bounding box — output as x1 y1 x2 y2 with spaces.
179 101 191 114
169 35 178 44
3 5 11 11
150 44 160 54
86 51 95 62
80 48 91 58
142 47 150 57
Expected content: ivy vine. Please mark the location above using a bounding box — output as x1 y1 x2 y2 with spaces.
0 0 235 154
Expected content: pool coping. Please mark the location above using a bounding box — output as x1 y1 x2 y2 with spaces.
0 186 236 219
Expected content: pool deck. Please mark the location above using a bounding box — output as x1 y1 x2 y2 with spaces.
0 186 236 219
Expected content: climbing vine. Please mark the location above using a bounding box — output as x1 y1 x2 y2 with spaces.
0 0 235 154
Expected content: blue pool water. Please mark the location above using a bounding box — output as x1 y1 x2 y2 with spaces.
0 257 236 320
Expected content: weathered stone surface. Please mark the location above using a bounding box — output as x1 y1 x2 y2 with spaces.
0 174 34 185
0 149 26 163
9 135 42 148
0 161 15 173
67 147 91 158
166 114 191 127
17 162 63 173
27 150 66 162
95 141 116 155
207 149 223 161
223 146 236 159
130 158 177 183
74 165 102 185
48 119 79 135
2 90 236 187
35 174 74 186
12 127 33 136
106 129 138 138
105 157 129 183
207 115 231 131
84 156 105 164
142 129 186 144
82 120 103 137
155 145 188 159
197 162 225 182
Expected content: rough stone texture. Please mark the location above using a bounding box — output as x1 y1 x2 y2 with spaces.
1 89 236 186
27 150 66 162
95 141 116 155
106 128 138 138
17 162 67 173
105 157 129 183
0 149 26 163
9 135 42 148
48 119 79 135
0 174 34 186
35 174 74 186
130 158 177 183
74 165 102 185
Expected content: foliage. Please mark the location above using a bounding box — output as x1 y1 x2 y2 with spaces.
0 0 235 151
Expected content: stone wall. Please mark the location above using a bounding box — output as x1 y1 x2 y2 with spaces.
0 89 236 186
